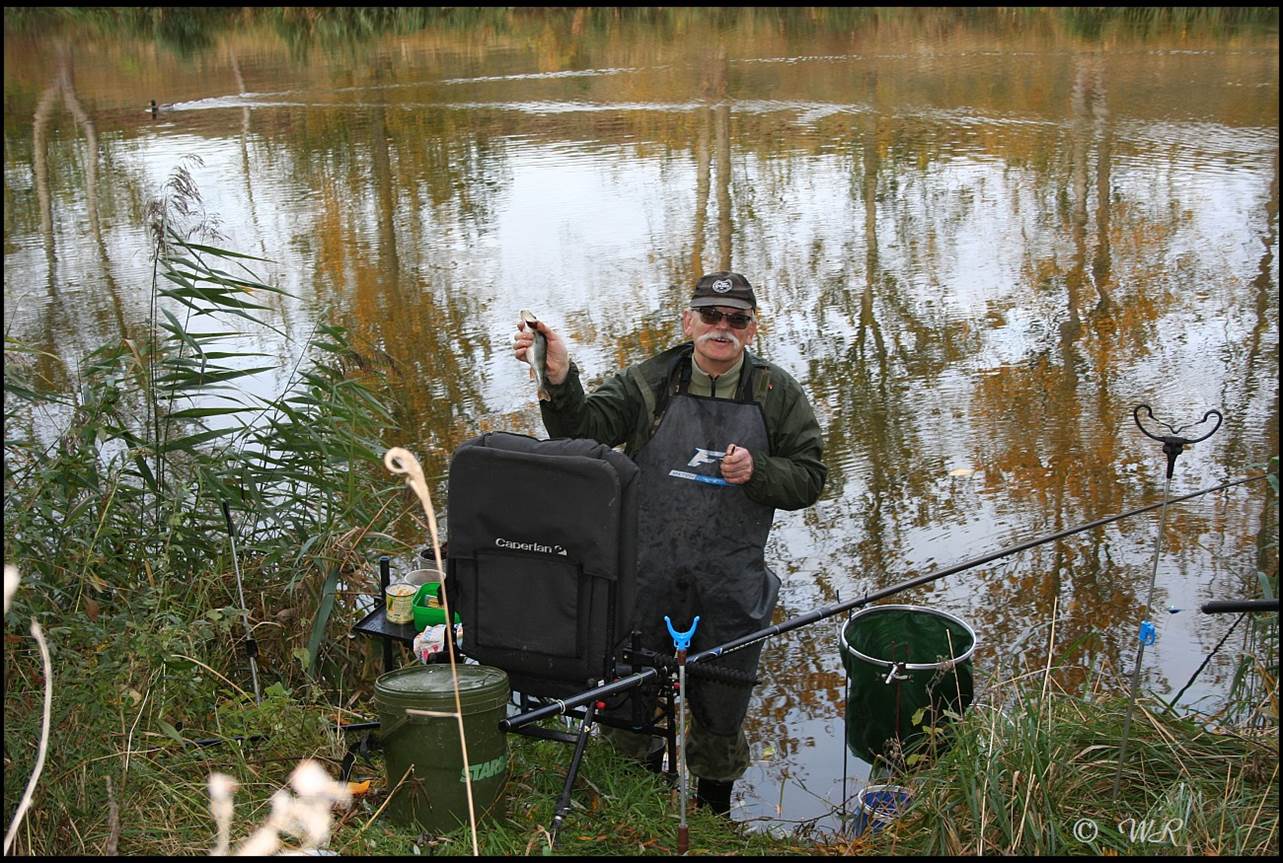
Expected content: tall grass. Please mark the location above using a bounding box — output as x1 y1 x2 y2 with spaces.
2 164 410 854
1226 457 1280 729
820 667 1279 857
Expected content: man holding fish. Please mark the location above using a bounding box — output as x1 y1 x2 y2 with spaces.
513 272 826 816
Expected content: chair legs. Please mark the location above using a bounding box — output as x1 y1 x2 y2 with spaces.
549 700 599 844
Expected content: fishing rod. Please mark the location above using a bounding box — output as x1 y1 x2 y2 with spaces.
1201 599 1278 614
501 470 1267 731
1164 598 1278 715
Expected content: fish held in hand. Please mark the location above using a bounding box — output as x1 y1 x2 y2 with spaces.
519 309 551 401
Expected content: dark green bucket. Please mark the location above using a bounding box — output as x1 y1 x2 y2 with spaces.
839 605 976 765
374 664 510 834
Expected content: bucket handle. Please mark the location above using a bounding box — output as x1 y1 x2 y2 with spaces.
382 703 481 740
380 712 412 741
379 707 450 741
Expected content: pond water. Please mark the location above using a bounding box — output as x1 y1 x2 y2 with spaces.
4 8 1278 835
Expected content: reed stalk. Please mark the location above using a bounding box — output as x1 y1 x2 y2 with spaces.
842 670 1278 856
2 171 407 854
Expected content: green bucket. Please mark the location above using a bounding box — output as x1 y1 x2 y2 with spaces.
839 605 976 765
373 664 510 834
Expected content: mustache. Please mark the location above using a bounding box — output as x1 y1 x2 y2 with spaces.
696 331 741 349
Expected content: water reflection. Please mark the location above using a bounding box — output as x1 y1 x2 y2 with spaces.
27 41 129 391
3 7 1278 835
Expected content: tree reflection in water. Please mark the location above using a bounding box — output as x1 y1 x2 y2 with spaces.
3 6 1277 833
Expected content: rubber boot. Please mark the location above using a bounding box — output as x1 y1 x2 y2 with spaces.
643 742 666 774
696 778 734 816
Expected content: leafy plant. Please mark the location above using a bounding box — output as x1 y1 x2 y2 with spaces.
3 161 410 854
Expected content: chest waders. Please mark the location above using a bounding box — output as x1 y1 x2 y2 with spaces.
632 372 779 738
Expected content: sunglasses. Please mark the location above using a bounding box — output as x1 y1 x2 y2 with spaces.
693 307 755 329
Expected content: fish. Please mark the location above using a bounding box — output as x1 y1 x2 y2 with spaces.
519 309 551 401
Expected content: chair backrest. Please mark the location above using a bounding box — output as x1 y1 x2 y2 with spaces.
445 432 639 696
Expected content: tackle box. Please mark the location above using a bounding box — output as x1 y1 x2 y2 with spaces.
412 582 461 630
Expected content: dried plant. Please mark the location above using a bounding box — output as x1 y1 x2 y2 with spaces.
144 153 225 253
208 760 351 856
2 563 17 615
2 565 54 856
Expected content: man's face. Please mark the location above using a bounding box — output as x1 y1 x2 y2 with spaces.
682 305 758 373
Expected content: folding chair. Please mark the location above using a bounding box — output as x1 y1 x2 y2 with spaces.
444 432 675 838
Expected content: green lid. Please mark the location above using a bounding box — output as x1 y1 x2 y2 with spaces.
374 664 509 714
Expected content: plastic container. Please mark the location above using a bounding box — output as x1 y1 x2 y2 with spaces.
413 581 461 630
404 567 444 589
839 605 975 764
373 664 510 833
851 784 913 835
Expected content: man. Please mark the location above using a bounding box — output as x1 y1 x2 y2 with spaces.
513 271 826 815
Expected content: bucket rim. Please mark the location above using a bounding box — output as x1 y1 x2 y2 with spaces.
857 783 913 819
404 567 444 585
374 663 510 712
838 603 978 671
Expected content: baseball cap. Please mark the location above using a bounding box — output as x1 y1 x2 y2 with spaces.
690 272 757 311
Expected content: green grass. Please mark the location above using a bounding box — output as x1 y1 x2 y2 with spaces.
2 668 808 856
10 650 1275 855
818 673 1279 856
335 730 808 857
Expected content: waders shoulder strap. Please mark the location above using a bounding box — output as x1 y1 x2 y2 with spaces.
642 351 767 434
631 366 658 429
748 362 771 405
639 350 692 438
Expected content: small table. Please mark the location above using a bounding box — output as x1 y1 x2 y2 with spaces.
352 555 418 673
352 604 417 674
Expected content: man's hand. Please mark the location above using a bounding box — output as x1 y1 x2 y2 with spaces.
721 443 753 485
514 316 570 386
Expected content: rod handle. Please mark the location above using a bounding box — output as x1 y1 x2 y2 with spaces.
1201 599 1278 614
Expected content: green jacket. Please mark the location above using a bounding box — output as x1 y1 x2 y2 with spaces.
540 343 827 511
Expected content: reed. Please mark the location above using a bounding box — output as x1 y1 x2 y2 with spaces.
822 670 1279 856
2 163 408 854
